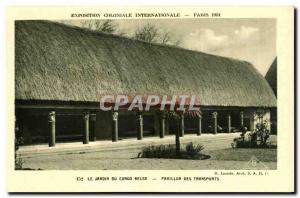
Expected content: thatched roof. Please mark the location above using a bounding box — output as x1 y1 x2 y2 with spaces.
15 20 276 107
265 58 277 97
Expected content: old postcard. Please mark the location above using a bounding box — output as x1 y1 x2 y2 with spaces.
6 6 294 192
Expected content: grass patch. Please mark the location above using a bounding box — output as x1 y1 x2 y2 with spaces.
209 148 277 162
138 142 210 160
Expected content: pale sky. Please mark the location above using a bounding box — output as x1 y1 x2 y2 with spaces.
62 19 276 75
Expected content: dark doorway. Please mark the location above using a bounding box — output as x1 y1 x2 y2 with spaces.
56 114 84 142
118 112 155 138
184 115 198 133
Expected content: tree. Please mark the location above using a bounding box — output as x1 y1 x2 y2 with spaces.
160 31 182 46
134 23 181 46
80 20 118 34
166 111 182 155
134 23 159 43
165 110 200 155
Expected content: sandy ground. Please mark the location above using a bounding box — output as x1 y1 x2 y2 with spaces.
18 133 243 156
21 147 276 170
18 134 277 170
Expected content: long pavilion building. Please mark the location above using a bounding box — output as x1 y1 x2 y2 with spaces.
15 21 277 146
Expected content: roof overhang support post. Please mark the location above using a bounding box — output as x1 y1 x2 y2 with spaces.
48 111 56 147
228 114 231 133
90 114 97 141
137 112 143 140
83 112 90 144
175 119 181 155
112 111 118 142
197 114 202 136
240 111 244 128
212 112 218 134
160 112 165 138
180 114 184 137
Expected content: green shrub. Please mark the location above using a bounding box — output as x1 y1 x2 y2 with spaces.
138 142 209 160
15 124 24 170
138 144 177 158
185 142 204 157
255 120 270 147
231 119 272 149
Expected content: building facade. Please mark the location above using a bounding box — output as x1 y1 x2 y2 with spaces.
15 21 277 146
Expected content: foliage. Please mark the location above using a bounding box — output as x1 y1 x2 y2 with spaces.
138 142 209 160
231 118 272 149
254 120 271 147
138 144 176 158
15 124 24 170
163 110 201 155
134 23 181 46
134 23 159 43
185 142 204 158
163 111 183 154
81 20 120 34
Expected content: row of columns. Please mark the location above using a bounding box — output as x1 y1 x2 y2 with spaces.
48 111 95 147
47 110 245 147
211 111 244 134
112 111 147 142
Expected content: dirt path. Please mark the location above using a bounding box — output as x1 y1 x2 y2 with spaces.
19 134 277 170
21 147 276 170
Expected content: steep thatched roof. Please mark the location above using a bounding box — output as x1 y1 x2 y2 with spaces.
265 58 277 97
15 20 276 107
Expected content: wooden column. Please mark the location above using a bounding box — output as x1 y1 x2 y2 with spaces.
112 111 118 142
212 112 218 134
137 112 143 140
160 112 165 138
90 114 97 141
227 114 231 133
175 119 180 155
48 111 55 147
180 114 184 137
197 114 202 136
249 111 255 131
83 112 89 144
240 111 244 127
